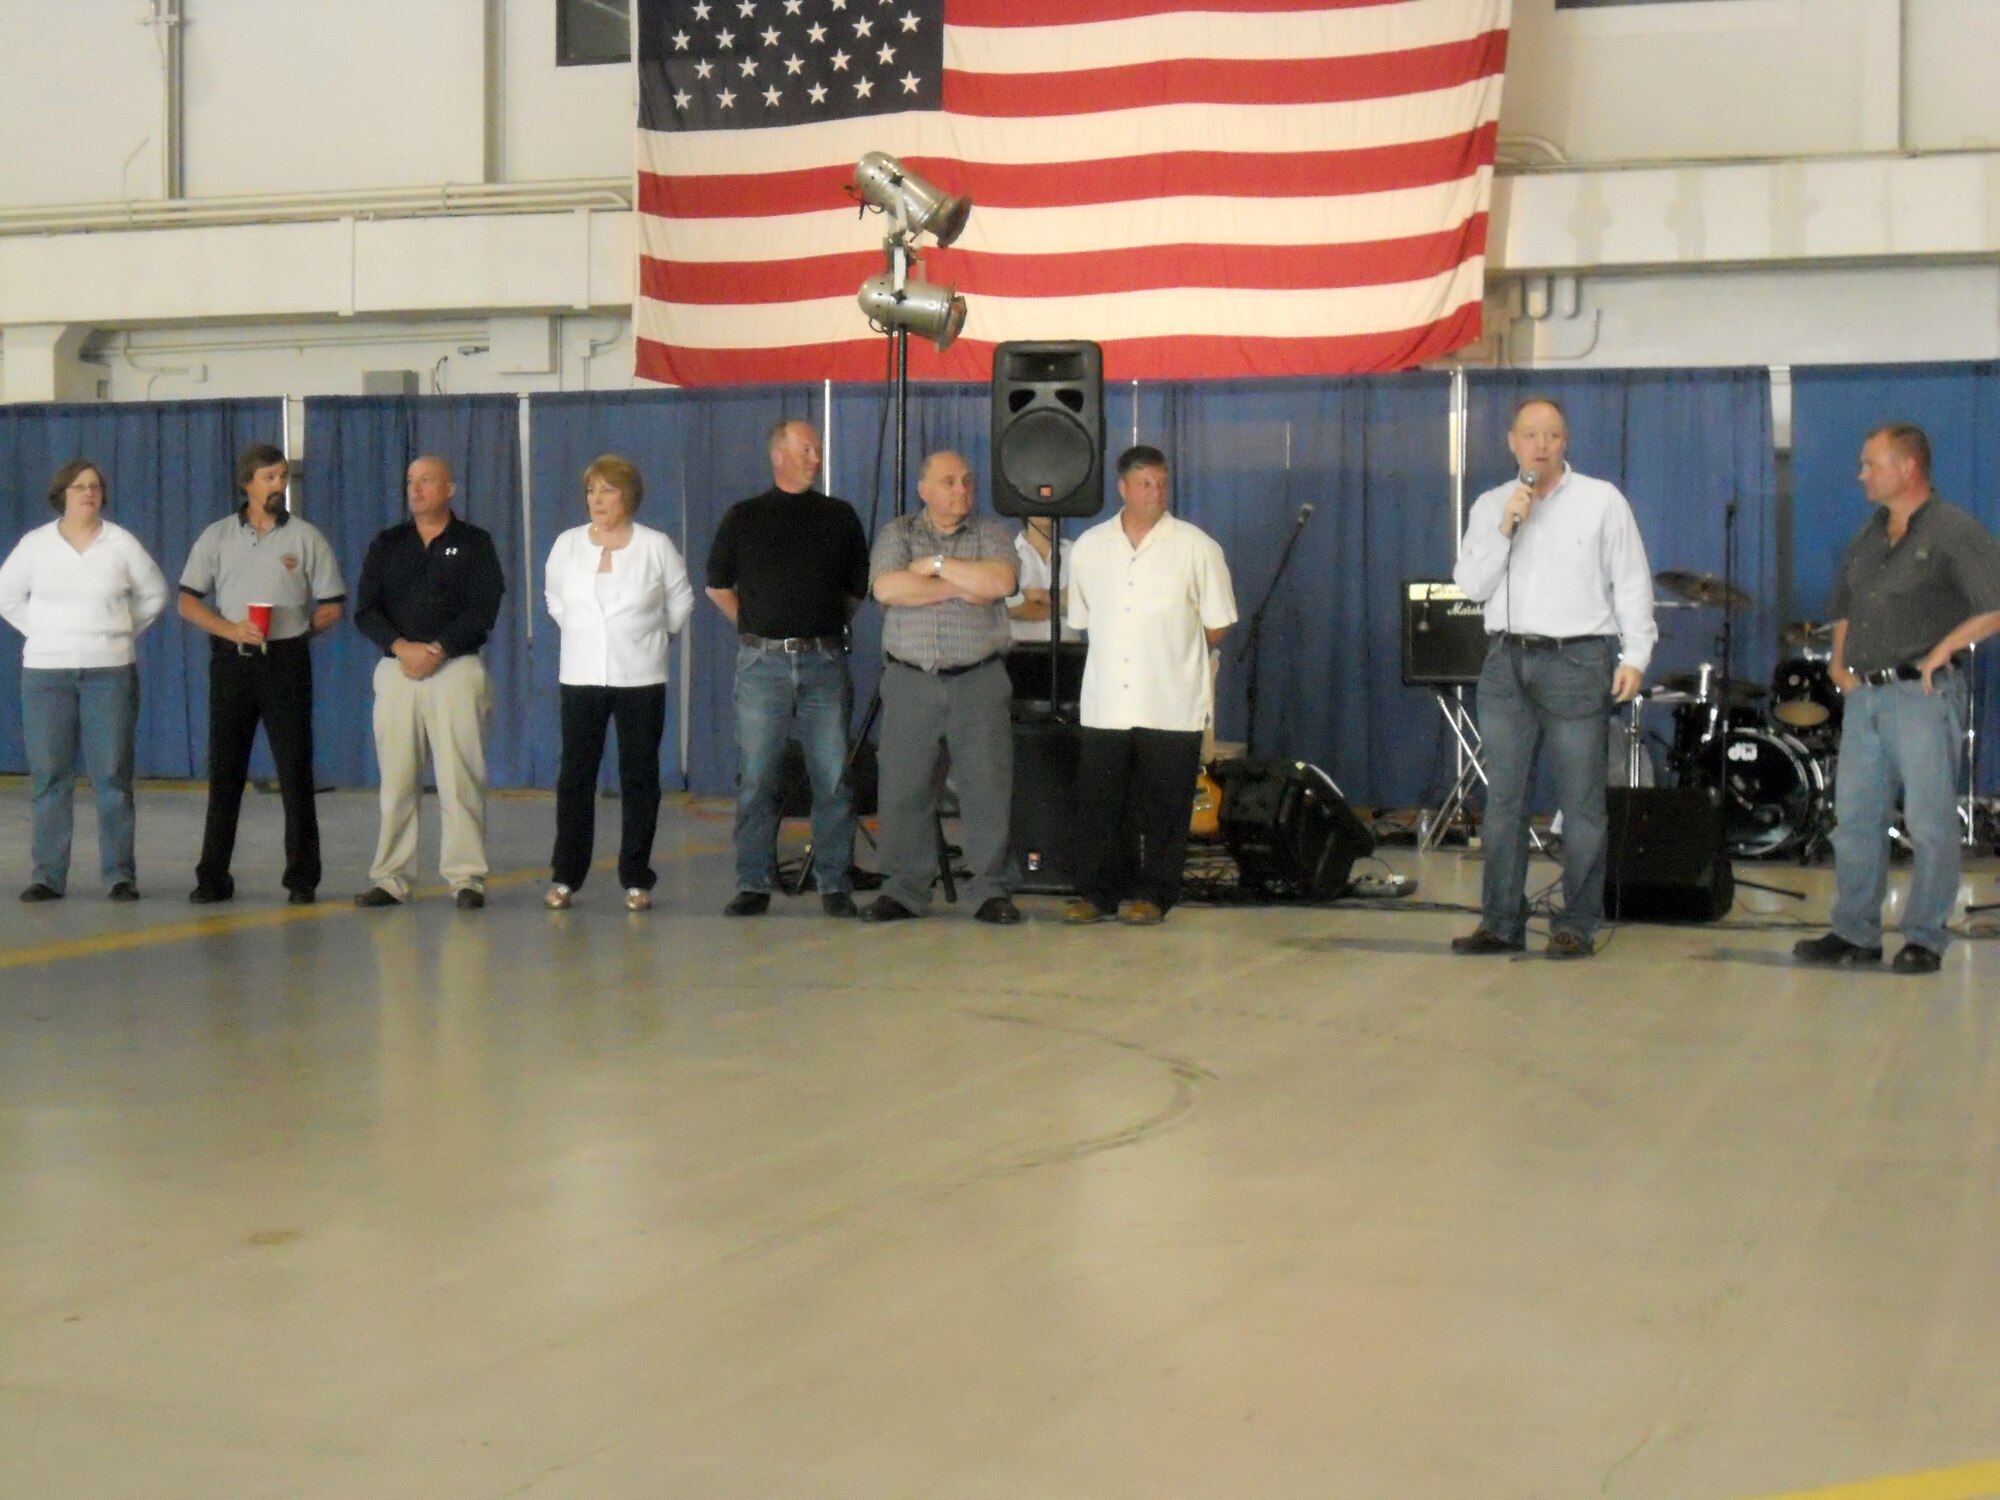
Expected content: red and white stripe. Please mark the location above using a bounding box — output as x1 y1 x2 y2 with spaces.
637 0 1511 386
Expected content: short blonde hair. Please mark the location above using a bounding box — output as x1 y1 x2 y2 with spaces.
584 454 644 513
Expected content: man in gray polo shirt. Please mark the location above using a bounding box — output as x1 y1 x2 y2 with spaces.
1795 422 2000 975
177 444 346 904
859 451 1021 925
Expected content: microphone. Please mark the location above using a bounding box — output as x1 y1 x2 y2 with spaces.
1505 469 1539 540
1295 500 1315 527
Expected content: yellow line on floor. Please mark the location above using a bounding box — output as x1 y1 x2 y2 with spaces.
1748 1461 2000 1500
0 842 730 973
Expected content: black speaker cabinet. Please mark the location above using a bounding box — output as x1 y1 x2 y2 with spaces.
1212 758 1376 900
1402 579 1488 686
991 341 1104 519
1007 717 1084 893
1606 787 1735 922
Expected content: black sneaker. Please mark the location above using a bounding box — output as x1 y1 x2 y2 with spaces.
723 890 771 917
1792 932 1883 966
1891 942 1942 975
19 883 62 903
107 881 141 902
1450 927 1524 955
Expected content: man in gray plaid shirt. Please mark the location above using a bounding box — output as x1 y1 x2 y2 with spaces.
860 451 1022 925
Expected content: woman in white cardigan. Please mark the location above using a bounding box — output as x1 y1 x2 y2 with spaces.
543 455 694 910
0 459 171 901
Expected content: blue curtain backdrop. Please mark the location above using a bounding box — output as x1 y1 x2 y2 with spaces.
1792 363 2000 791
302 397 529 788
0 398 283 777
1464 370 1780 700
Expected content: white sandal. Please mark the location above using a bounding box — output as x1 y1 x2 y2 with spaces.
544 884 573 910
624 888 652 912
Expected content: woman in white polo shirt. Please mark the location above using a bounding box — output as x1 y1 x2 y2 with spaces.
0 459 171 902
542 455 694 910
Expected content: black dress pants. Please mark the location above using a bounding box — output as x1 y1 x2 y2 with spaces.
551 683 668 891
1074 726 1204 912
196 636 320 895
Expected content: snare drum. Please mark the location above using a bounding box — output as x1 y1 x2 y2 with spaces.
1770 656 1843 734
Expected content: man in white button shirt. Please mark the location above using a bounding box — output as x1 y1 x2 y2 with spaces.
1062 445 1237 926
1450 398 1656 960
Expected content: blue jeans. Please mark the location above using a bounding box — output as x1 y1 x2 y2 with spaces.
1476 636 1617 942
22 665 140 893
732 644 854 894
1830 671 1967 953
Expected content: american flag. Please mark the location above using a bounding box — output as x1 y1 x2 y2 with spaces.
635 0 1509 386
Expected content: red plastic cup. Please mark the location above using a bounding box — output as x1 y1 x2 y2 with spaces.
246 602 273 637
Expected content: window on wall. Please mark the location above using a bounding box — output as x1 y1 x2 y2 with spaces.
558 0 630 66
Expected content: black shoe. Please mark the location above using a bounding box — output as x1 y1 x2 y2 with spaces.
974 896 1023 925
353 887 402 908
1792 932 1883 966
288 888 317 906
454 888 485 910
724 890 771 917
859 895 921 923
107 882 141 903
1892 942 1942 975
821 891 858 918
1450 927 1524 955
189 882 234 905
1546 929 1595 960
19 883 62 903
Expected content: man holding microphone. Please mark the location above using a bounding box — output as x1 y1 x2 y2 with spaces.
1449 398 1656 960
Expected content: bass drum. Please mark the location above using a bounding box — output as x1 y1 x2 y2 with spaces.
1721 726 1825 859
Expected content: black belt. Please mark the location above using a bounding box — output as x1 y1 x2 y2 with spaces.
886 652 1002 678
1493 632 1615 650
740 631 843 653
1856 658 1960 686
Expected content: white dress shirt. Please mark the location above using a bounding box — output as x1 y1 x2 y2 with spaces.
1452 464 1658 673
544 522 695 687
1068 511 1238 732
0 519 171 669
1006 530 1083 644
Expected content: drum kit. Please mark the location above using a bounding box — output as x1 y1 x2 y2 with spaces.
1630 571 1845 862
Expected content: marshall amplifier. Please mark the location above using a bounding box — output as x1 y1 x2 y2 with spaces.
1402 580 1488 687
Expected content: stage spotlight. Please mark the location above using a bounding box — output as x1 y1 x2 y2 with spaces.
858 270 967 352
854 151 971 247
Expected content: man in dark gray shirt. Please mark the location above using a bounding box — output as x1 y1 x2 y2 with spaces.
1795 423 2000 975
859 451 1020 925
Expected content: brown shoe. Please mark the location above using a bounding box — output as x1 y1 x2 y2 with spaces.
1062 897 1109 925
1546 929 1595 960
1119 900 1165 926
1450 927 1524 956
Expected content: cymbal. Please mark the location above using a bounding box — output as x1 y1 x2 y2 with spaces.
1654 569 1754 609
1659 670 1766 703
1781 620 1834 649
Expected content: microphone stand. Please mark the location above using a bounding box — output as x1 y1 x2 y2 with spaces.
1236 502 1315 759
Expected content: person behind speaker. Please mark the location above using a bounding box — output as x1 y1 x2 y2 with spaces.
1061 445 1237 927
703 419 870 919
1449 397 1656 960
859 451 1021 925
1791 423 2000 976
1005 516 1082 646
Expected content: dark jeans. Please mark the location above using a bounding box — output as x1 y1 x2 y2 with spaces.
877 658 1013 911
197 636 319 895
1476 634 1616 942
552 682 668 891
1075 726 1204 912
732 643 854 895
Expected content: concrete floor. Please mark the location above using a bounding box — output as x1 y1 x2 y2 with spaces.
2 785 1998 1500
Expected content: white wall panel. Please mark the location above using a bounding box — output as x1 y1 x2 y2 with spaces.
501 0 632 182
0 3 169 205
1907 0 2000 151
181 0 484 196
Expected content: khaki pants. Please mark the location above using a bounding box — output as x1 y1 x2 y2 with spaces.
368 654 491 898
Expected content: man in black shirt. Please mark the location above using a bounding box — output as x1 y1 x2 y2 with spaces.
351 456 507 911
1794 423 2000 975
704 419 870 917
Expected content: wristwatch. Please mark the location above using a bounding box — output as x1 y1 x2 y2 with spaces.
931 553 945 577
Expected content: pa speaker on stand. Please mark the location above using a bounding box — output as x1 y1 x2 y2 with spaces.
991 341 1103 519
